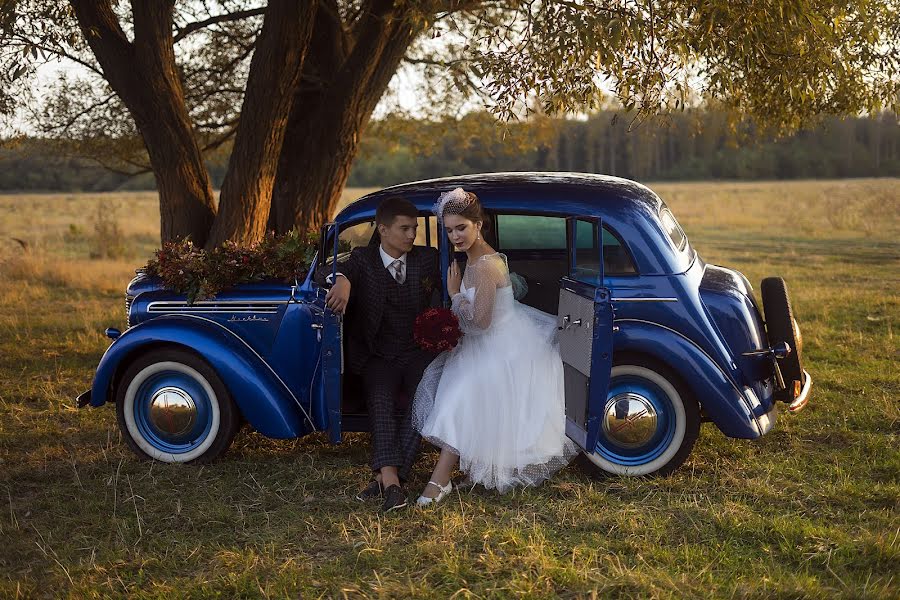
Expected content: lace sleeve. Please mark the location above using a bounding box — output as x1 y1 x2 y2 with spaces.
451 255 509 333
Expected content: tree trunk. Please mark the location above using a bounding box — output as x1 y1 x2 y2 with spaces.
71 0 216 246
608 122 617 175
206 0 317 248
269 2 419 233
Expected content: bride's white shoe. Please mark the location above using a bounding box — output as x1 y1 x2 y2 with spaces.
416 480 452 507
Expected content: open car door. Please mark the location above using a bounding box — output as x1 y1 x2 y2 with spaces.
559 217 614 451
318 222 343 443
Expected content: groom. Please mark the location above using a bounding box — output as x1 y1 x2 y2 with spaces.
324 196 441 512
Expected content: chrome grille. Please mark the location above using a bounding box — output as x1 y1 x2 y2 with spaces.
125 294 134 327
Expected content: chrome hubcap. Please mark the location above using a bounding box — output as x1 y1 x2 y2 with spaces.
148 386 197 437
603 392 658 447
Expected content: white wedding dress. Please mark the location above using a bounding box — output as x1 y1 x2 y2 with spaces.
412 253 578 492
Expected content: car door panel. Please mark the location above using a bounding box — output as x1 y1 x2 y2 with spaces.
316 222 343 443
559 218 614 451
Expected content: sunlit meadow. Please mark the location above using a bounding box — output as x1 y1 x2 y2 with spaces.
0 180 897 598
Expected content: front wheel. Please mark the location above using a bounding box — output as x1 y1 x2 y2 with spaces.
115 348 239 463
579 363 700 477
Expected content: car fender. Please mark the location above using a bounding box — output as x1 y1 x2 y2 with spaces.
613 318 773 439
89 315 312 439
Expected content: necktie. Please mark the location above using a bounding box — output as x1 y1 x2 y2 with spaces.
390 259 404 284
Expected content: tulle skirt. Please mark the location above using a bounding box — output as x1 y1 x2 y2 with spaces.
412 299 579 492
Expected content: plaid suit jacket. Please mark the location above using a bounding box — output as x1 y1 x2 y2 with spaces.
326 244 441 375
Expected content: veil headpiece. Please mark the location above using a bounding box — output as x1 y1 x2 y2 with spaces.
432 187 474 222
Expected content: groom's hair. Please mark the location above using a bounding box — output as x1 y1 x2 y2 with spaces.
375 196 418 226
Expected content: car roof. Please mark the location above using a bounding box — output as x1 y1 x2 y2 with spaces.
336 172 665 222
332 172 692 275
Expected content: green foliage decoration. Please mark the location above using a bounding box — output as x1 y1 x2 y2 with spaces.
143 230 343 304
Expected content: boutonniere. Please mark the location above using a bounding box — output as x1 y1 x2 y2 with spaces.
421 276 435 295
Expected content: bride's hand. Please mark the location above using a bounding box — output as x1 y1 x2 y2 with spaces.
447 260 462 296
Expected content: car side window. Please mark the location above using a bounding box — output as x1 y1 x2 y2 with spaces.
497 215 566 249
574 219 637 282
574 219 600 282
418 216 438 249
494 214 638 312
495 214 567 314
336 216 437 253
339 220 376 249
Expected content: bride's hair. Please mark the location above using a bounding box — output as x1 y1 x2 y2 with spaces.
435 188 485 224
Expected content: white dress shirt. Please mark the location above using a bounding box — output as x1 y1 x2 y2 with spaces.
379 245 407 282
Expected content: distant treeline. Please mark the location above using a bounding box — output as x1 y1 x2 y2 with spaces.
2 110 898 193
349 111 900 186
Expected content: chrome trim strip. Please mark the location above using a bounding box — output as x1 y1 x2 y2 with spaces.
153 299 290 304
610 297 679 303
614 318 761 433
149 309 281 314
164 314 316 432
148 300 285 314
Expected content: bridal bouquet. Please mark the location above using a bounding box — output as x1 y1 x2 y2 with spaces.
414 308 462 352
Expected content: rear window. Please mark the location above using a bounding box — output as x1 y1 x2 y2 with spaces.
660 209 687 252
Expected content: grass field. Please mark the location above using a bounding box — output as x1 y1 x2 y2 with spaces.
0 180 897 598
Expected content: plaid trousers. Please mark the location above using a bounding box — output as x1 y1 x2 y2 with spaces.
362 350 436 480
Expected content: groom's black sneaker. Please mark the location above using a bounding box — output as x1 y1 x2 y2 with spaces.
355 479 383 502
382 484 408 512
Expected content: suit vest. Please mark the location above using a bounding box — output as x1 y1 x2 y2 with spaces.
374 264 417 359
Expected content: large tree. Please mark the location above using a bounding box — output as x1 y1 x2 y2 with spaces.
2 1 898 248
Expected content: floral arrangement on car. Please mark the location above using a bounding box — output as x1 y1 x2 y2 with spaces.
414 308 462 353
144 230 346 303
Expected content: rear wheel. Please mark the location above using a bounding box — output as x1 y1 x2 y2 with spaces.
579 362 700 477
115 348 239 463
761 277 805 401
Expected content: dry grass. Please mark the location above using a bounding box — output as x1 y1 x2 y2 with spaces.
0 180 897 599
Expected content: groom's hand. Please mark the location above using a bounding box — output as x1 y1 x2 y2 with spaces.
325 276 351 314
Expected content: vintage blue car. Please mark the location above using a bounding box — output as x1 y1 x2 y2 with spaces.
77 173 811 476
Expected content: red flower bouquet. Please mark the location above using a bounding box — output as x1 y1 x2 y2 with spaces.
414 308 462 352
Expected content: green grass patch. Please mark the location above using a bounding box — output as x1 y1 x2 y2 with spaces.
0 181 897 598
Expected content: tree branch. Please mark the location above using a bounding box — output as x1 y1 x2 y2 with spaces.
173 8 266 44
76 150 152 177
200 128 237 154
402 56 467 68
69 1 132 53
342 0 407 91
8 36 105 77
194 117 239 130
48 93 117 134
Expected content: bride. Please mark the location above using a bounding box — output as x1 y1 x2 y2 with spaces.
412 187 578 505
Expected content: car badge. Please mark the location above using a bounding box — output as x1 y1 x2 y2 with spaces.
228 315 270 323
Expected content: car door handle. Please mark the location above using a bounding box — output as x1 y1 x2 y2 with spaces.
558 315 583 330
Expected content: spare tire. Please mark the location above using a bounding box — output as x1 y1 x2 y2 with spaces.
761 277 805 401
